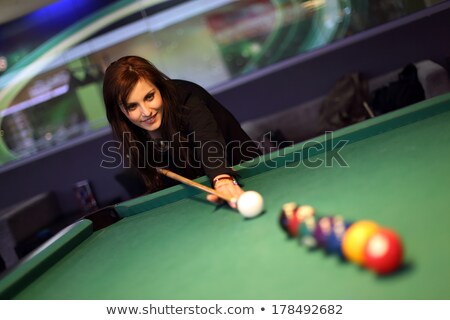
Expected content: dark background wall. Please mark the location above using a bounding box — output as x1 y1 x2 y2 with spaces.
1 4 449 217
0 129 128 216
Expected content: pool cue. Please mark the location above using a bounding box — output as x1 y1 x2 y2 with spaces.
156 168 237 204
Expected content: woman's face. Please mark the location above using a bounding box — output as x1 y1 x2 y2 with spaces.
120 78 163 132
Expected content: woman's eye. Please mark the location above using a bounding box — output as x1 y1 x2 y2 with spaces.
145 93 154 101
126 104 137 111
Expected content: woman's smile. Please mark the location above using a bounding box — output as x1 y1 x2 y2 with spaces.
121 79 164 132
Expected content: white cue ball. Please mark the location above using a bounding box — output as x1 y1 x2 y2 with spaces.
237 191 264 218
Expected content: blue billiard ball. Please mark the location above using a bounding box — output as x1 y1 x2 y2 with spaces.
325 216 352 258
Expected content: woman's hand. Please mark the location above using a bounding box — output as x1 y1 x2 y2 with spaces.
207 174 244 209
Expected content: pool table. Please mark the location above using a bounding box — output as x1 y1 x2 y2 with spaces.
1 93 450 300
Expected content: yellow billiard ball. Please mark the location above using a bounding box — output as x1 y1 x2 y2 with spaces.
341 220 380 265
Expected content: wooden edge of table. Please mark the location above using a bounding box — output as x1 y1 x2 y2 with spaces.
0 219 93 299
116 93 450 218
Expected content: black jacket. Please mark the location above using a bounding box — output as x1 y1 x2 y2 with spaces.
158 79 260 189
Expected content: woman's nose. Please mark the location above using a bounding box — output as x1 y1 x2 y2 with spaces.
140 105 151 116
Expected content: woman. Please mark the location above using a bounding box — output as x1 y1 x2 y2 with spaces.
103 56 260 207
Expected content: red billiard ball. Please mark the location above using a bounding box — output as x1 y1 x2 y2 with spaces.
280 203 317 239
286 208 302 237
280 203 298 237
363 228 403 275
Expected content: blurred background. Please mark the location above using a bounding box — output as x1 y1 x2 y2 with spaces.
1 0 447 163
1 0 449 271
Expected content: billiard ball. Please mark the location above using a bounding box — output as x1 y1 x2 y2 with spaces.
279 202 297 235
298 215 318 249
287 216 301 237
287 205 316 238
313 216 333 248
237 191 264 218
324 216 351 257
279 211 289 231
364 228 403 275
341 220 380 265
296 205 316 220
282 202 298 219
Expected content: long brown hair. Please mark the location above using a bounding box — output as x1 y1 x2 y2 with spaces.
103 56 182 192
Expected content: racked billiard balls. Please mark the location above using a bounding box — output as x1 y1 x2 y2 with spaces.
364 228 403 275
280 203 316 238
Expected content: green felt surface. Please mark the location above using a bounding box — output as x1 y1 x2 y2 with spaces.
0 220 93 299
2 94 450 299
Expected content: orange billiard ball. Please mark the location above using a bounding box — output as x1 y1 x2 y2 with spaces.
363 228 403 275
